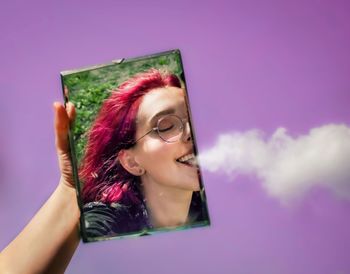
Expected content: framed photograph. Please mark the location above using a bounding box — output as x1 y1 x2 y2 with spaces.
61 49 210 242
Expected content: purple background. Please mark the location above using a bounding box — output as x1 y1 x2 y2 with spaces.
1 0 350 273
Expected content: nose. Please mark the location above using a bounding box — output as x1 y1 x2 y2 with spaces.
182 120 192 142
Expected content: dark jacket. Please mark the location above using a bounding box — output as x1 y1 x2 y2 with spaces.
83 192 208 239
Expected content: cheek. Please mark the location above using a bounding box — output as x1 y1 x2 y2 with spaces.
138 140 176 169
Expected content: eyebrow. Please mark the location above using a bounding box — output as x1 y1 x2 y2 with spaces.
148 108 176 125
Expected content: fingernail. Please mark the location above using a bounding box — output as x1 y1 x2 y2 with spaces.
53 102 60 109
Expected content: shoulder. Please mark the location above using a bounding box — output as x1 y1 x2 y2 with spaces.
83 201 149 238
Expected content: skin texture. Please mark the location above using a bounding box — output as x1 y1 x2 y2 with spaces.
0 102 80 274
119 87 200 228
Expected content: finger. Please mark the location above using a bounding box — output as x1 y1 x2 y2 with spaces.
65 101 76 123
53 102 70 154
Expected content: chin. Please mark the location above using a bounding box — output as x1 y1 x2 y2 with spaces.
189 179 201 192
193 185 201 192
176 179 200 192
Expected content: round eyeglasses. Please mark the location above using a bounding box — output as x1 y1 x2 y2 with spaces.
134 114 190 144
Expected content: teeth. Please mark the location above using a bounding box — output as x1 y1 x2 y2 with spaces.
177 153 196 165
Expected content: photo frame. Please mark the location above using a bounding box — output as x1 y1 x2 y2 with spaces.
61 50 210 242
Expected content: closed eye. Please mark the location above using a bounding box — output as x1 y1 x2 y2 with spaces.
158 124 175 132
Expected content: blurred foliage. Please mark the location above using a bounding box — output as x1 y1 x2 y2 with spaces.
62 50 183 163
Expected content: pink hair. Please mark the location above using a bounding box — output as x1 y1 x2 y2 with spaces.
80 69 181 204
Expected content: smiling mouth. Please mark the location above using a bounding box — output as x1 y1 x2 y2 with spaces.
176 153 198 168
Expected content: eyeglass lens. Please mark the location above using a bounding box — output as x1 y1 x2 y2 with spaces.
157 115 184 142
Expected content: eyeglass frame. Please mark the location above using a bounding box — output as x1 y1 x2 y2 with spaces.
133 114 190 144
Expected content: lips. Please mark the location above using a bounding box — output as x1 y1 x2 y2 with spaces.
176 152 198 167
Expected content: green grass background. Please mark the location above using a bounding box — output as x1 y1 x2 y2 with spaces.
62 50 183 163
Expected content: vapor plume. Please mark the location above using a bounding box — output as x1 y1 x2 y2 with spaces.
199 124 350 204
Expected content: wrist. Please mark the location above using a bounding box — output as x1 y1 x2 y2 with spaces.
56 179 80 217
58 177 76 192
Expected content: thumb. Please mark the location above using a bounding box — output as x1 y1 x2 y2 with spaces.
53 102 75 154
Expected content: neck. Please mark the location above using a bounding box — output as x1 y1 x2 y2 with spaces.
141 176 193 228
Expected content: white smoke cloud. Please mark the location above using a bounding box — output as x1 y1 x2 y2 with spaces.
199 124 350 205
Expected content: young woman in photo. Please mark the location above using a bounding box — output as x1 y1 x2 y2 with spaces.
80 69 207 238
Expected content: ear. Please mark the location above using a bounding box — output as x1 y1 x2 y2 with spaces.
118 149 145 176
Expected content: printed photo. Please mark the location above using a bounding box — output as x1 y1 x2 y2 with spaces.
61 50 210 242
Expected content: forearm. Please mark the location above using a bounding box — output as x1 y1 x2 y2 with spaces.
0 180 80 274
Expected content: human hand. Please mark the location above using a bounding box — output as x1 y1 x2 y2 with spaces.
53 102 76 189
